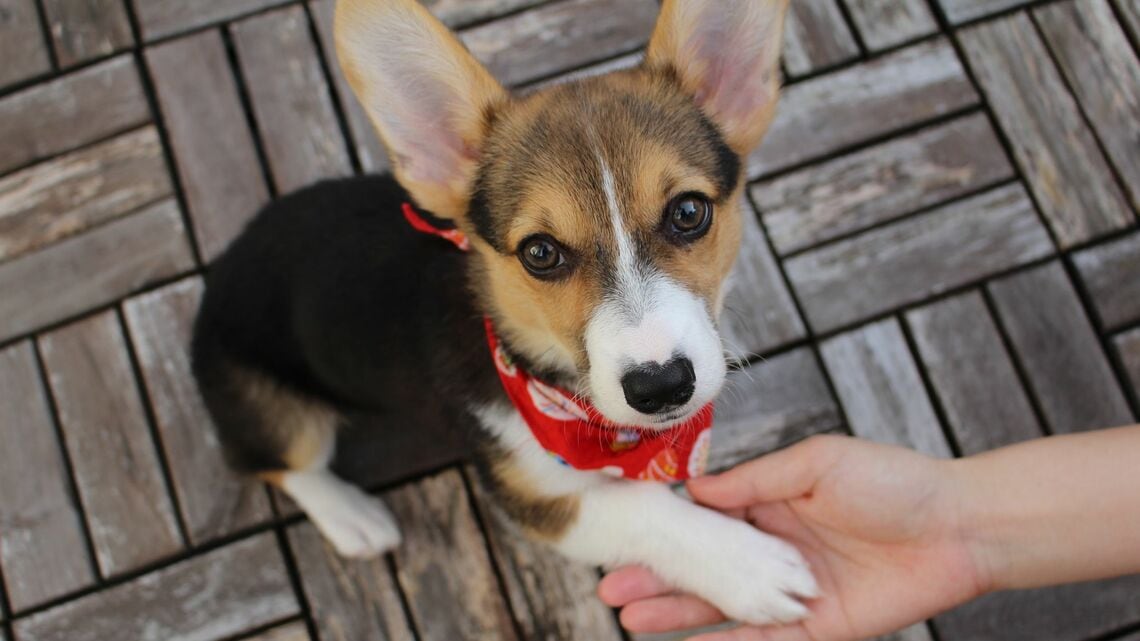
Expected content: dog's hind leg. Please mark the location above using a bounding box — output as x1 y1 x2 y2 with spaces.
199 361 401 558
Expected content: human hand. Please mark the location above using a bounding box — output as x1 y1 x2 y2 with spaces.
598 435 991 641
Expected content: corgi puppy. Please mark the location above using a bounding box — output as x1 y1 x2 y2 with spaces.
192 0 817 625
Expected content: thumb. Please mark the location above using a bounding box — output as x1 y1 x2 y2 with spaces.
689 434 844 509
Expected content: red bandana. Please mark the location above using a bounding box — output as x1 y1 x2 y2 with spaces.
403 203 714 481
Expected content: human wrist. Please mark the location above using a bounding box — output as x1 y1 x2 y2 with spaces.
942 456 1002 597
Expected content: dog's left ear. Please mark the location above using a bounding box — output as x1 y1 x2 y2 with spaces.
646 0 789 155
335 0 507 219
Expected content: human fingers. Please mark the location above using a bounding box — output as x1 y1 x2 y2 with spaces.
620 595 727 633
689 435 847 509
598 566 673 606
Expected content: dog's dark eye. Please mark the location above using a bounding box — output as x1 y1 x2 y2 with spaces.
519 236 566 277
666 193 713 241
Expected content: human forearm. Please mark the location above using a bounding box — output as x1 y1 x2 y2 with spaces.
950 425 1140 592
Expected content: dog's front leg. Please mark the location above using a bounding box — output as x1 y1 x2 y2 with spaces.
559 480 818 625
477 406 817 626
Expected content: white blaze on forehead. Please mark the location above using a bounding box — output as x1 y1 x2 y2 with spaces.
585 146 727 428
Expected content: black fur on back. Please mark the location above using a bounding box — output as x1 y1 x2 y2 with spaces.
192 174 503 473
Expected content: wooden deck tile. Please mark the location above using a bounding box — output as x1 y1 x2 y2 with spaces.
460 0 658 87
0 198 194 343
934 575 1140 641
134 0 290 40
1073 232 1140 331
1118 0 1140 41
0 342 94 612
241 622 312 641
147 30 270 262
710 348 843 471
0 55 149 177
960 14 1132 248
40 0 132 67
782 0 861 77
309 0 390 174
1036 0 1140 213
13 533 299 641
526 51 643 90
906 292 1043 455
232 5 352 193
0 0 51 89
785 184 1053 334
424 0 546 27
938 0 1031 24
1118 328 1140 400
0 126 173 262
124 278 274 545
466 468 624 641
988 262 1134 434
39 311 184 577
844 0 939 50
287 523 415 641
720 203 806 358
821 318 951 457
385 470 519 641
749 39 978 178
753 113 1013 255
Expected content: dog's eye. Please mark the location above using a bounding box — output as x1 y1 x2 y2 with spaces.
666 193 713 241
519 236 567 277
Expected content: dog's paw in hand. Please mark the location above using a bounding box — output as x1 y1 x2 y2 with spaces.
687 523 818 625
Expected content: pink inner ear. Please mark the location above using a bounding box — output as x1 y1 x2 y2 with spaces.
379 72 478 188
685 11 778 125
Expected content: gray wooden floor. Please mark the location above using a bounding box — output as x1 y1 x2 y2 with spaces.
1 0 1139 639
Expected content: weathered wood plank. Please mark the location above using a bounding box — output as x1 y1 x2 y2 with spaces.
0 0 51 89
906 292 1043 455
785 184 1053 334
0 126 172 262
749 39 978 178
844 0 938 50
242 622 312 641
41 0 132 67
425 0 546 27
0 55 149 176
1073 232 1140 331
821 318 951 457
147 30 270 263
960 15 1132 248
0 198 194 343
288 522 415 641
1036 0 1140 213
461 0 658 87
934 575 1140 641
124 278 274 545
988 262 1134 434
720 202 806 358
232 5 352 193
939 0 1031 24
13 533 299 641
39 311 184 576
753 113 1014 255
1118 328 1140 401
1118 0 1140 43
710 348 843 471
782 0 861 77
385 469 519 641
465 466 625 641
134 0 290 40
309 0 390 174
0 342 94 611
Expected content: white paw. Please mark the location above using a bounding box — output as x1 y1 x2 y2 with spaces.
282 470 402 558
689 522 818 625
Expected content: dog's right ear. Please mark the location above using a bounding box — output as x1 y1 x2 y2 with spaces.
335 0 507 219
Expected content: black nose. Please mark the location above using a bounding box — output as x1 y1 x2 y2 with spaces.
621 357 696 415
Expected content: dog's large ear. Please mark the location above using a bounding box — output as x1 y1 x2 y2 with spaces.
335 0 506 219
646 0 789 155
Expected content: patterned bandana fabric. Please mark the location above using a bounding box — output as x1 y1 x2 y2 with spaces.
403 203 714 481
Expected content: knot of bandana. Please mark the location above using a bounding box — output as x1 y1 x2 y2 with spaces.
403 202 714 481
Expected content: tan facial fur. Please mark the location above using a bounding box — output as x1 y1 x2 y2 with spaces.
468 72 747 377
